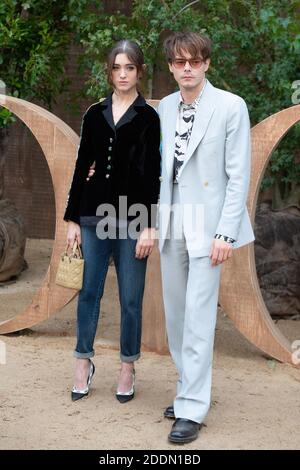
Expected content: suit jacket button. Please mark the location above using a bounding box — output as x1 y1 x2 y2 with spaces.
159 176 163 182
108 156 111 161
105 174 110 179
107 165 111 170
108 146 112 151
109 138 113 142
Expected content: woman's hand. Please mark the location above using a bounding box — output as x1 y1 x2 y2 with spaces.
135 228 156 259
86 161 96 181
67 221 81 248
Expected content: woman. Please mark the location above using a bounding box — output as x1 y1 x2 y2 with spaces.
64 40 161 403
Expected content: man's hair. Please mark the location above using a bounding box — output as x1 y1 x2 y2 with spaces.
163 32 212 63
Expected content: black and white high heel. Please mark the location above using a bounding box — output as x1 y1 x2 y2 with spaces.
115 369 135 403
71 359 95 402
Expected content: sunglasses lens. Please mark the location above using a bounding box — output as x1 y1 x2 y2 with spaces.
173 59 203 69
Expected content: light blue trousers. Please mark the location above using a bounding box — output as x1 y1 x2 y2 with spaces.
160 185 222 423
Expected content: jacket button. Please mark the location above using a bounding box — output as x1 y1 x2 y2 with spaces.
109 138 113 143
108 156 111 161
105 174 110 179
108 146 112 151
107 165 111 170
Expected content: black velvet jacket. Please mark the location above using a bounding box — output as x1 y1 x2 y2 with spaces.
63 94 161 227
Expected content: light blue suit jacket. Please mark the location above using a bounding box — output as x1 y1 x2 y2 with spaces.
157 79 255 257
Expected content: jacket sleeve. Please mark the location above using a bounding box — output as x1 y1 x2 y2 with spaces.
142 112 162 228
215 96 251 240
63 111 94 224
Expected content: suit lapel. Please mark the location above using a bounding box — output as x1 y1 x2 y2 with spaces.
179 80 216 174
164 92 180 180
100 93 145 132
100 95 115 132
115 106 137 129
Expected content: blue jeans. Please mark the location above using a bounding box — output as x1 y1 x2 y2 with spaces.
74 225 148 362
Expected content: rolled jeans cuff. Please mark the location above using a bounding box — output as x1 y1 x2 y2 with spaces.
120 352 140 363
73 349 95 359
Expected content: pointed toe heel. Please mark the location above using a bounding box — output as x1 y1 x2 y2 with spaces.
71 359 95 402
115 369 135 404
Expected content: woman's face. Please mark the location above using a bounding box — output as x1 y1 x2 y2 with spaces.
111 53 139 93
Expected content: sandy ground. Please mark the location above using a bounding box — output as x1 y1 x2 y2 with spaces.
0 239 300 450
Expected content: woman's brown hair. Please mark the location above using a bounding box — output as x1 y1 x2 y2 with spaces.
107 40 145 87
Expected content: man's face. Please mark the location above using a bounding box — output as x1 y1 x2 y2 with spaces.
168 49 210 91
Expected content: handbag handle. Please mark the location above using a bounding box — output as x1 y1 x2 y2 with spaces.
72 239 82 259
63 239 82 259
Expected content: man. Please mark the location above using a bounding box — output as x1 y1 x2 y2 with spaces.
157 31 255 444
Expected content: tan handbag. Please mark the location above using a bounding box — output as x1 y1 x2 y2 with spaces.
55 240 84 290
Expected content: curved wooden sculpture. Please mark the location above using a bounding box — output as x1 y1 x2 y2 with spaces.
0 95 79 332
0 94 299 366
218 105 300 365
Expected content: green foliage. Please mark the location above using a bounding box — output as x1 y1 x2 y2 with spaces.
67 0 214 97
0 0 73 124
0 107 16 128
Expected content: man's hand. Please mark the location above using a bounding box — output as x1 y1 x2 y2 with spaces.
209 239 233 267
86 161 96 181
135 228 156 259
